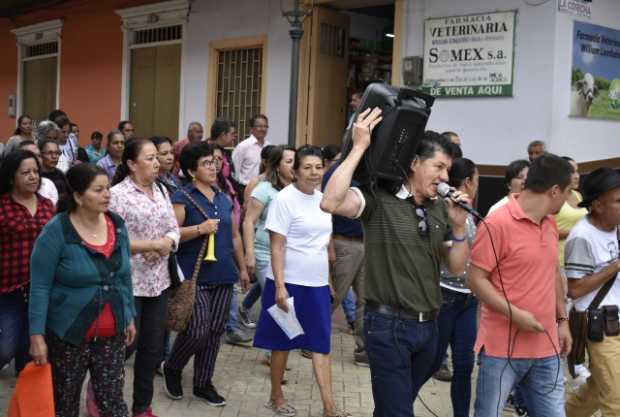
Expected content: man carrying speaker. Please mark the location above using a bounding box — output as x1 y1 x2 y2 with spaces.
321 107 471 417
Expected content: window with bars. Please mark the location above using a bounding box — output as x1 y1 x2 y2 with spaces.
133 25 182 45
214 47 263 141
25 41 58 58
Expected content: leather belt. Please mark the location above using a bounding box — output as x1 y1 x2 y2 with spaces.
366 301 438 323
332 234 363 242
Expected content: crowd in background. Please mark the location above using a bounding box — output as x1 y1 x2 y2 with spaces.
0 94 618 417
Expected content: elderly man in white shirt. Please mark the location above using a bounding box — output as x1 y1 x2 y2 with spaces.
231 114 271 186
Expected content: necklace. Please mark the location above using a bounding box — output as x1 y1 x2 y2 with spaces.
72 213 105 240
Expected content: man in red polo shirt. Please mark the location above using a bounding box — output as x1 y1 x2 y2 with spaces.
469 153 573 417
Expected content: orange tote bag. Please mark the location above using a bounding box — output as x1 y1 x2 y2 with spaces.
8 362 55 417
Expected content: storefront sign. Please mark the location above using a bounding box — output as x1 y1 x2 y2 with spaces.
570 21 620 120
559 0 591 18
422 11 517 98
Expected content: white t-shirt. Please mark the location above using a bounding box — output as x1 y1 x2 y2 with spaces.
265 184 332 287
565 217 620 312
487 195 509 215
57 134 79 173
39 177 58 206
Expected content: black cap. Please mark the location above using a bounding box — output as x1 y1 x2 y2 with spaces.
579 167 620 208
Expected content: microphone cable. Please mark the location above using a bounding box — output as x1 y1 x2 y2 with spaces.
475 216 562 417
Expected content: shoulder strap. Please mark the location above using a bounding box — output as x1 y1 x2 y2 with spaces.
155 180 166 197
182 187 211 279
588 277 615 310
180 188 211 220
189 234 209 281
588 227 620 310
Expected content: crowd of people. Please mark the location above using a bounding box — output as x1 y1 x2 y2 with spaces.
0 99 618 417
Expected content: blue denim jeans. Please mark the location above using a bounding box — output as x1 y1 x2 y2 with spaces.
342 288 356 323
0 289 29 374
429 288 478 417
474 351 565 417
241 263 268 311
226 285 240 332
365 310 438 417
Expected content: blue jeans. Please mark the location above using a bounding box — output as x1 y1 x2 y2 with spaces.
226 285 239 332
342 288 356 323
241 264 269 318
474 351 565 417
240 264 269 321
365 310 438 417
242 282 262 311
428 288 478 417
0 289 29 374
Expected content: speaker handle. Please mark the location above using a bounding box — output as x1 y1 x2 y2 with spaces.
397 87 435 108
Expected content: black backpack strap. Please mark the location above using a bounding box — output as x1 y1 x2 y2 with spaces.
588 227 620 310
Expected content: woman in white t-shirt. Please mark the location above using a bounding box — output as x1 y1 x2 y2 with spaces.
254 146 349 417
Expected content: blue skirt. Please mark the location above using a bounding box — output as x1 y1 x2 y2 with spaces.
253 279 331 354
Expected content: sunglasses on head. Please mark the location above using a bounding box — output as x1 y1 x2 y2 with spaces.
415 206 429 238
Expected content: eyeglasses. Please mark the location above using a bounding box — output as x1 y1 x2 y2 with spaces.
415 206 429 238
199 159 216 168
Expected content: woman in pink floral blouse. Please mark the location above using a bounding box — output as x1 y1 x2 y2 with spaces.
109 138 180 417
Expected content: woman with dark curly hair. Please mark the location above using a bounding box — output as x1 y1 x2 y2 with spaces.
0 150 55 375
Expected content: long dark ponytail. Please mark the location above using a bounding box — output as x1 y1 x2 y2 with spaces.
112 138 151 186
57 163 108 212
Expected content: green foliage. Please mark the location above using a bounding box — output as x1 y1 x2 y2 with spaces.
571 67 584 85
594 76 610 91
588 89 620 120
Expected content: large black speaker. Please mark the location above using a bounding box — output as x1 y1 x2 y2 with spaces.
341 83 434 192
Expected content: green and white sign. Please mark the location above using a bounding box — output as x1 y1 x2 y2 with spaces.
422 11 517 98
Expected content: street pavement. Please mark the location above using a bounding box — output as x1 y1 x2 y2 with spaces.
0 302 518 417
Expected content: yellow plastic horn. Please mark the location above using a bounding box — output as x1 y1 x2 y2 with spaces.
204 233 217 262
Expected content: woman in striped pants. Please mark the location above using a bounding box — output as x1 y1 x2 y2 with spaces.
163 143 249 407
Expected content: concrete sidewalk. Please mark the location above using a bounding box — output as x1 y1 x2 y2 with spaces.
1 301 518 417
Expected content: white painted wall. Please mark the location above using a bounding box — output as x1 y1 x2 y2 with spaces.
402 0 558 165
180 0 619 162
550 0 620 162
181 0 292 144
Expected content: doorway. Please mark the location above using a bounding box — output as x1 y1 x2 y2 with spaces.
129 43 181 141
297 1 396 148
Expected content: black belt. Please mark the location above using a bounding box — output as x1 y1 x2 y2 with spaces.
332 234 363 242
366 301 438 322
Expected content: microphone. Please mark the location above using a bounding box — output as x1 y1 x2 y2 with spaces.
437 182 482 219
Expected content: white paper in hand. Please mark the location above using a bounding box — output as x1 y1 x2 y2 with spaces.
267 297 305 339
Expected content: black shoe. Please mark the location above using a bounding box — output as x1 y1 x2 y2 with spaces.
163 366 183 400
194 384 226 407
432 363 452 382
353 349 370 367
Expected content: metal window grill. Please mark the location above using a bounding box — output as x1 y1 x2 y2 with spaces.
133 25 182 45
25 41 58 58
215 47 263 142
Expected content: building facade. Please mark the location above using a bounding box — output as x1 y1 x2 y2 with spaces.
0 0 618 170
